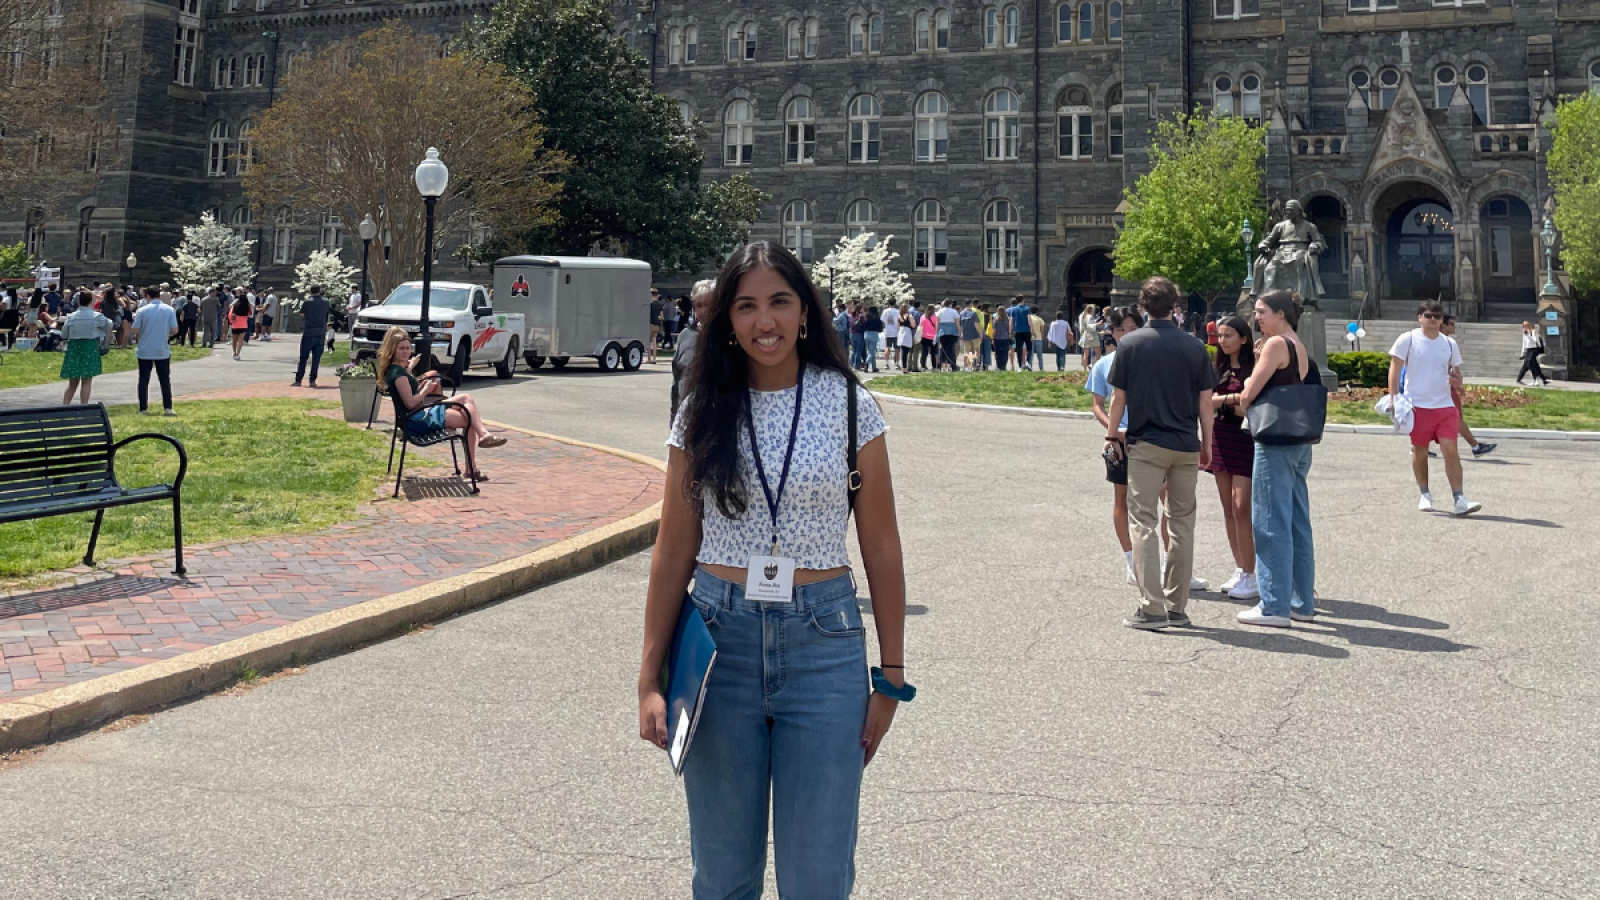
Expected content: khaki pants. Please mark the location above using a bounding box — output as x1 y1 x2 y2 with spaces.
1127 441 1200 617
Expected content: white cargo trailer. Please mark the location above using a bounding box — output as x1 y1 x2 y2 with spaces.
492 256 653 372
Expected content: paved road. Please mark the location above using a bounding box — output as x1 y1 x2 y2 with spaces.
2 359 1597 898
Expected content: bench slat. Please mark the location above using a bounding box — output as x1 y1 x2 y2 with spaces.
0 485 175 524
0 481 119 506
0 419 109 440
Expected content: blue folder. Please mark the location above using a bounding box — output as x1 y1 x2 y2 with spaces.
664 597 717 776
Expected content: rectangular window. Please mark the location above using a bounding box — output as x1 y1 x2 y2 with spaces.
916 228 948 271
850 121 880 163
805 19 818 58
1490 227 1512 275
869 17 883 52
1109 111 1123 157
1058 5 1072 42
685 29 697 63
173 26 198 85
274 227 291 264
917 118 949 162
785 123 816 164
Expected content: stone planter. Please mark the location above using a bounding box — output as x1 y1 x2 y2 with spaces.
339 376 379 423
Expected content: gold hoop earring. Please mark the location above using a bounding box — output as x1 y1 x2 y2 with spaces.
799 323 808 339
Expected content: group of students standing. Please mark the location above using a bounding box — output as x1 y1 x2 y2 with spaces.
833 296 1081 374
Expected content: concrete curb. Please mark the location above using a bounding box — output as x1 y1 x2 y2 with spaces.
0 425 665 754
871 391 1600 442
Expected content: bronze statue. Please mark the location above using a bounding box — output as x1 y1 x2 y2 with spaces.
1252 200 1325 302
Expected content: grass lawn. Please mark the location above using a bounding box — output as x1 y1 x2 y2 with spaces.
0 398 409 580
0 345 212 391
871 371 1600 431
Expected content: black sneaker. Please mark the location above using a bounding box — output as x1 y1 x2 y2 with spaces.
1167 611 1192 627
1472 442 1497 458
1123 610 1169 630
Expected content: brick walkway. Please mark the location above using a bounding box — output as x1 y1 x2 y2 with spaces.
0 384 664 704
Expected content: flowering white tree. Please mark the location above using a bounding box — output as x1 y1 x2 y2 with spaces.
285 249 361 312
162 212 256 290
811 232 916 311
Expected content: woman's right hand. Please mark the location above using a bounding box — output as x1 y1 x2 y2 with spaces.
638 686 669 749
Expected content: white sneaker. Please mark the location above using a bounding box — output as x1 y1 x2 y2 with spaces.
1237 604 1291 628
1228 572 1260 600
1220 567 1244 592
1418 492 1434 512
1190 575 1210 592
1452 495 1482 516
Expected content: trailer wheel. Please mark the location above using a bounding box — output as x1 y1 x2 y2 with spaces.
550 357 569 369
598 342 622 372
623 342 644 371
524 353 545 369
496 338 519 379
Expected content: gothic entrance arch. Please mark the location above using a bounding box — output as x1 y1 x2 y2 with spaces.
1373 182 1455 309
1066 248 1113 317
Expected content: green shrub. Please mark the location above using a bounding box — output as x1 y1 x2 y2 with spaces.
1327 351 1391 387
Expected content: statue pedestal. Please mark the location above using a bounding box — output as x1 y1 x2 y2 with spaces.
1296 307 1340 392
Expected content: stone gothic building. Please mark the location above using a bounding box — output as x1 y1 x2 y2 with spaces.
4 0 1593 324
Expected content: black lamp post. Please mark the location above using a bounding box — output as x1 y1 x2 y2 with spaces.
357 213 377 310
413 147 449 368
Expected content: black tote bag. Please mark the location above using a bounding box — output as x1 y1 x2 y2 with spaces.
1244 359 1328 446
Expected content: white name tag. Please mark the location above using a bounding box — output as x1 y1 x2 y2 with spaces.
744 555 796 604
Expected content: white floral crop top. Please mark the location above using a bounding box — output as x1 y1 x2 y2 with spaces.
667 364 888 570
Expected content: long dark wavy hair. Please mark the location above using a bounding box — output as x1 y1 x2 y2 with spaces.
1214 314 1256 379
679 241 856 519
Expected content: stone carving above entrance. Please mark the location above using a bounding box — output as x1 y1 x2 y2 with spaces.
1363 71 1457 182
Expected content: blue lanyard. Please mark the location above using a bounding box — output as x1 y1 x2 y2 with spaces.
744 369 805 556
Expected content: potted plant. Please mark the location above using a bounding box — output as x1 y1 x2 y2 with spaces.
336 359 379 423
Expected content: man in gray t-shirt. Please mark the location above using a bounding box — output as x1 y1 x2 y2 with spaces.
1104 276 1216 631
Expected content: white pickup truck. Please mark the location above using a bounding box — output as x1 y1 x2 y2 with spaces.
349 280 524 383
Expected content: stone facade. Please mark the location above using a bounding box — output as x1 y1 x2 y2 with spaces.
5 0 1595 320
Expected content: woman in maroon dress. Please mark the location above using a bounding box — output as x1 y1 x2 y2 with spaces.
1205 316 1259 600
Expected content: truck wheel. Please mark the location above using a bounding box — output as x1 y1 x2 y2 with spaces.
496 338 519 378
524 353 545 369
623 342 644 371
550 357 569 369
447 338 471 385
598 342 622 372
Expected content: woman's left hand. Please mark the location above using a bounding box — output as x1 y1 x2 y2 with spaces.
861 692 898 766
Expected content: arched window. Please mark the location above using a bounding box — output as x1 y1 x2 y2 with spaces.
678 100 694 126
869 15 883 52
1077 2 1093 41
727 22 755 62
213 56 226 89
1109 2 1122 40
1057 86 1092 159
1108 85 1124 157
785 97 816 165
1241 73 1262 119
1591 60 1600 92
207 121 232 177
1464 63 1489 124
1376 67 1400 109
1349 69 1371 108
230 206 252 239
237 120 256 173
846 199 878 243
915 92 950 162
284 50 297 76
915 200 948 271
935 10 950 49
1213 75 1234 116
786 19 801 59
685 27 698 64
850 15 865 54
1004 6 1021 46
1057 3 1074 42
782 200 814 263
273 208 293 264
916 12 932 51
723 99 753 166
1433 65 1456 108
984 7 1000 48
985 89 1021 161
849 94 881 163
244 54 258 87
668 27 683 64
805 18 819 57
984 200 1020 273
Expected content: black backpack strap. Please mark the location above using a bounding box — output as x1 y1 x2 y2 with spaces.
847 381 862 511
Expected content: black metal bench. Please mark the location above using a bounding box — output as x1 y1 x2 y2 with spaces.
384 387 479 499
0 404 188 575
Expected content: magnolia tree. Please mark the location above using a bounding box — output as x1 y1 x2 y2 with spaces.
811 233 916 311
283 250 361 312
162 213 256 291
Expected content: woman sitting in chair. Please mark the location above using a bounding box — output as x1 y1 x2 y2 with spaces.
375 326 505 481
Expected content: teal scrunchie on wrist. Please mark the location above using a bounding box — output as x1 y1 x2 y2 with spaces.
870 666 916 702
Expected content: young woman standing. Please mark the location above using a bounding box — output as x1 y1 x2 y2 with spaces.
639 241 910 898
896 303 915 370
59 292 111 404
229 293 252 360
918 300 938 371
1233 291 1316 628
1204 316 1259 600
1077 303 1100 369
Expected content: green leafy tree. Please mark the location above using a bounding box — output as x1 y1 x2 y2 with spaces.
0 240 29 276
459 0 765 272
1549 91 1600 293
1114 109 1266 309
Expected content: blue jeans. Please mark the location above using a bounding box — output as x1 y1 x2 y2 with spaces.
849 333 866 369
295 331 326 383
993 339 1013 370
1251 443 1316 618
862 331 880 371
683 568 869 900
980 337 992 370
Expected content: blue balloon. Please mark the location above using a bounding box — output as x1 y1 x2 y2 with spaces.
1347 322 1360 333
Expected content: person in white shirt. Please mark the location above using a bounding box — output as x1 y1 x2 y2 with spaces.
1387 300 1480 516
259 290 279 341
879 304 900 369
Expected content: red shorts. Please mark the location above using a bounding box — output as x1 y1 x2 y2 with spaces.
1411 405 1460 448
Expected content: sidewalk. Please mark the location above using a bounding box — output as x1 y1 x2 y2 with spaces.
0 386 664 718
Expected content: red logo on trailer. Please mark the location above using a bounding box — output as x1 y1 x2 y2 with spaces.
510 276 530 297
